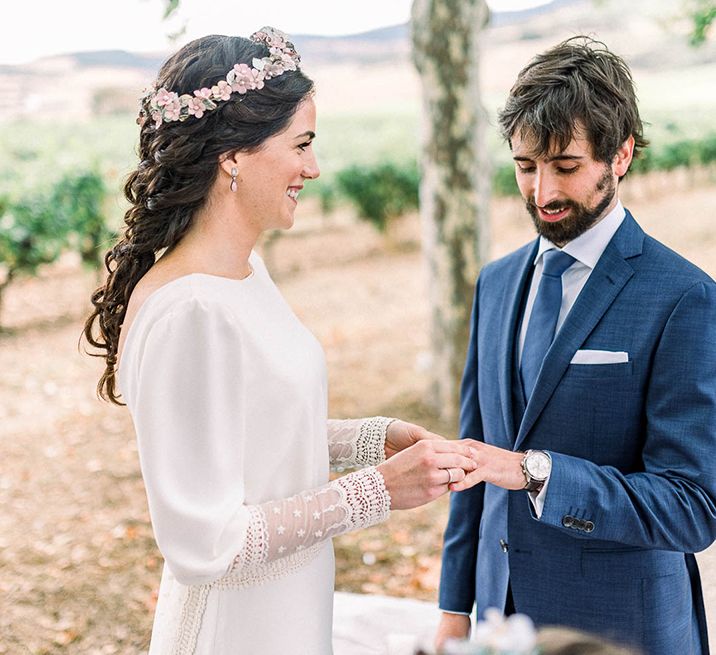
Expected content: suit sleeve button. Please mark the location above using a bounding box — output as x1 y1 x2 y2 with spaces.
584 521 595 533
562 515 574 528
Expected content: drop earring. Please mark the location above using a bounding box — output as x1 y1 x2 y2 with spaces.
230 167 238 192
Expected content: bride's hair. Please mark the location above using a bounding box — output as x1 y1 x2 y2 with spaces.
82 33 314 404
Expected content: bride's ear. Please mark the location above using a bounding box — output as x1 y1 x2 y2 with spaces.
218 151 245 177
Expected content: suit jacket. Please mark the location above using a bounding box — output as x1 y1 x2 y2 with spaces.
439 211 716 654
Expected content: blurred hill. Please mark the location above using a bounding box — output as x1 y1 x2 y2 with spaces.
0 0 714 121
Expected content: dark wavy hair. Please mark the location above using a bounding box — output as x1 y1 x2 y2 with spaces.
498 36 648 174
82 33 314 404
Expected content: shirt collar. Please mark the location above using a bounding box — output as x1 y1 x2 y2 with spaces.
534 200 626 270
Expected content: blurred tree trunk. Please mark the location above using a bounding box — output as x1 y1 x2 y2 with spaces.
411 0 491 423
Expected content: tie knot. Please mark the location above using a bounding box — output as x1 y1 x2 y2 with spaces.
542 249 575 278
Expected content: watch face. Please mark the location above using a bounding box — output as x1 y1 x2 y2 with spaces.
526 451 551 480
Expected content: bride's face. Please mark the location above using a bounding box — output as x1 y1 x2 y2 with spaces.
231 98 320 233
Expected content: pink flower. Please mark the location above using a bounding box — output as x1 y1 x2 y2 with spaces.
194 87 212 100
211 80 232 101
186 97 206 118
263 61 285 79
154 88 175 107
163 97 182 121
229 63 256 94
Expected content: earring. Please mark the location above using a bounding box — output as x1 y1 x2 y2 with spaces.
230 167 238 193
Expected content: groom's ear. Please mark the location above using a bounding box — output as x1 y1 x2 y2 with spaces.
613 135 635 179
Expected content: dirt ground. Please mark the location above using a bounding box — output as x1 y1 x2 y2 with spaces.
1 179 715 654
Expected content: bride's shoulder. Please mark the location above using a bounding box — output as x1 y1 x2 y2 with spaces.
119 271 223 361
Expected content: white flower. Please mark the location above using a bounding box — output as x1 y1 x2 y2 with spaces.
470 608 538 654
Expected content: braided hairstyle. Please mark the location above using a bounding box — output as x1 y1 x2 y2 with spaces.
82 33 314 404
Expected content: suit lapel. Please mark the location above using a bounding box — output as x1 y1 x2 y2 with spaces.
497 241 538 445
514 212 644 449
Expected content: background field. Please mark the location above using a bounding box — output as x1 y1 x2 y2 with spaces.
1 0 715 652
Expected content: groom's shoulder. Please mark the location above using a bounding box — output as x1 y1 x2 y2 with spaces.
479 240 535 283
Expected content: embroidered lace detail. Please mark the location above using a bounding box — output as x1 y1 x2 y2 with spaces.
217 542 324 590
235 505 269 568
328 416 395 469
335 466 391 529
172 583 212 655
357 417 393 466
219 468 391 590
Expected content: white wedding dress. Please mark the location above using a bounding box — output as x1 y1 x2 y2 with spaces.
119 251 393 654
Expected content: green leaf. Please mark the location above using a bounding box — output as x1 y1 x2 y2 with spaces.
163 0 180 20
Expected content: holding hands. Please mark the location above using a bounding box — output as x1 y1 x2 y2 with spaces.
376 421 529 511
377 421 481 510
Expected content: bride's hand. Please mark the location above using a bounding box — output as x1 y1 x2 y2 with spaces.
384 420 445 459
377 440 479 510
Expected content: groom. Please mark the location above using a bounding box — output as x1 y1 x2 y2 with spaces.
435 36 716 654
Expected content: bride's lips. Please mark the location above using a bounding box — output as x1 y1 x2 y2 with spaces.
286 185 303 205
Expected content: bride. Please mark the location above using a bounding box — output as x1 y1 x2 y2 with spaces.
83 28 480 654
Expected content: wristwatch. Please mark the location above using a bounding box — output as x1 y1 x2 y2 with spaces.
521 450 551 492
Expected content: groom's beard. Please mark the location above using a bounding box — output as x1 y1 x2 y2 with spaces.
525 166 616 245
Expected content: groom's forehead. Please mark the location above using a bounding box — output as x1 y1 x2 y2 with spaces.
511 125 594 161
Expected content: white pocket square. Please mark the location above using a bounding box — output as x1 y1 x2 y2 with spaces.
570 349 629 365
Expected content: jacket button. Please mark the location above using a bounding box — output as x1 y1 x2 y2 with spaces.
562 515 574 528
584 521 595 533
499 539 509 553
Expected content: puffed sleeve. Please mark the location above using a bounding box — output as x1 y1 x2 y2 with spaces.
128 297 392 588
130 297 252 586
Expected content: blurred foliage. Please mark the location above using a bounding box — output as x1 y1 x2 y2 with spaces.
493 164 520 197
0 170 110 327
163 0 180 19
630 133 716 174
52 171 113 270
0 194 69 326
688 0 716 45
336 161 420 232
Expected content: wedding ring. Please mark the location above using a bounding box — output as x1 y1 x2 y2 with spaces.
446 468 456 485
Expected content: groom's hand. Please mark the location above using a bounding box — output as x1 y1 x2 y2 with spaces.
448 440 526 492
434 612 471 652
384 420 445 459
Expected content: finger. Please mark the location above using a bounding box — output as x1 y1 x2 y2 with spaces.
449 468 485 492
432 452 478 471
447 467 466 484
430 442 482 463
420 430 446 441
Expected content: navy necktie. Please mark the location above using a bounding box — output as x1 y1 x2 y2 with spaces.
520 249 576 400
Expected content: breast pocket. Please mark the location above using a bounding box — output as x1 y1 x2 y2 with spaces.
553 360 641 465
565 360 634 379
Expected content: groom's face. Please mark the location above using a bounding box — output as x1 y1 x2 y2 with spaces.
511 127 619 246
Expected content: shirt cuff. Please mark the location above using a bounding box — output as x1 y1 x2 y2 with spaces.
440 609 471 616
527 472 551 518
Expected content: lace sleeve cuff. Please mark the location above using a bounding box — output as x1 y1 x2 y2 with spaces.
224 467 391 587
328 416 396 468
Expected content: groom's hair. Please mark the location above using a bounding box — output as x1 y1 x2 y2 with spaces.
497 35 648 173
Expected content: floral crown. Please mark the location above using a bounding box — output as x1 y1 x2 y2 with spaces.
138 27 301 128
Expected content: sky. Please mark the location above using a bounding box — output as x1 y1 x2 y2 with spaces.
0 0 552 66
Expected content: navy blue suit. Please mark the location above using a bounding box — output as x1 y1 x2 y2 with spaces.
439 211 716 654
